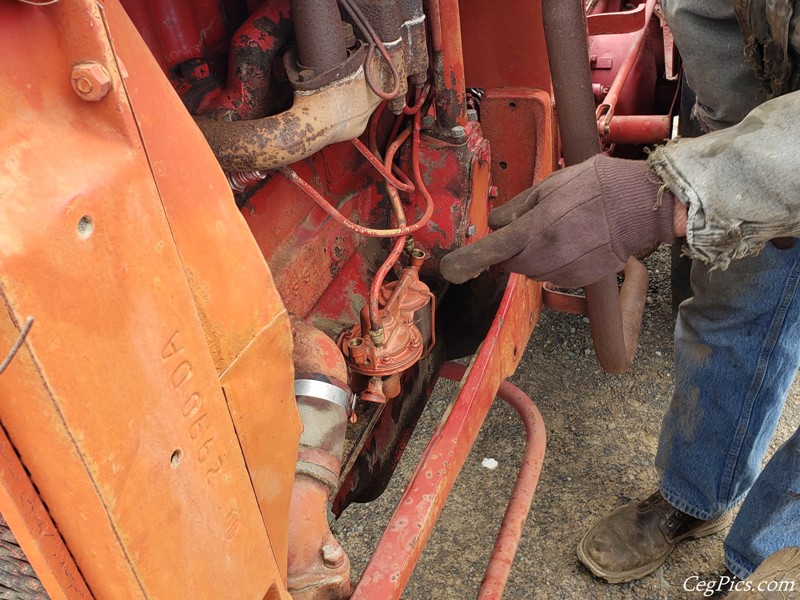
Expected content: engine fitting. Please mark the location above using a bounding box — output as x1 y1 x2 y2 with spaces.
339 250 434 403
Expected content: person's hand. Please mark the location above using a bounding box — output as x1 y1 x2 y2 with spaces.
440 155 676 287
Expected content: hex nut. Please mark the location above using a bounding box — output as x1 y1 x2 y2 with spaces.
321 543 345 569
71 62 112 101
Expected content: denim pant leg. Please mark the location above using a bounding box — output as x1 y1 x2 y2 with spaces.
725 424 800 578
652 0 800 579
655 243 800 568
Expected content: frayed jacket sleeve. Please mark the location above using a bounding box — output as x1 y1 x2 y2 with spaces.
648 89 800 268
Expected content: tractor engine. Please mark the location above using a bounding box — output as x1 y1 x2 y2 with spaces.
0 0 677 598
119 1 497 596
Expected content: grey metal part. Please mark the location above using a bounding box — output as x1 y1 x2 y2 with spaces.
295 378 352 411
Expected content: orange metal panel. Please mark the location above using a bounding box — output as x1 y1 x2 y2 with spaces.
0 2 291 598
0 423 93 600
220 313 300 580
102 2 302 575
102 0 296 375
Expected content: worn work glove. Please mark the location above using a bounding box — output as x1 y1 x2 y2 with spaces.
440 155 676 288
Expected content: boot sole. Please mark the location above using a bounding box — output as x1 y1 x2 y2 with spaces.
576 511 732 584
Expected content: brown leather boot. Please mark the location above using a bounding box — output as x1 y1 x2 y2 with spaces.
577 491 732 583
726 547 800 599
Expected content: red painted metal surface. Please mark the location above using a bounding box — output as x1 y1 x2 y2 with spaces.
459 0 552 92
120 0 228 74
195 0 292 119
587 2 646 35
604 114 671 144
595 0 659 131
351 275 544 599
429 0 468 129
480 89 556 206
410 119 492 272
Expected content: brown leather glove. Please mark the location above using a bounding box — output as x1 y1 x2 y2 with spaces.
440 155 676 288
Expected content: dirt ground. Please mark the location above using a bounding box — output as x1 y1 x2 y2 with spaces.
336 247 800 599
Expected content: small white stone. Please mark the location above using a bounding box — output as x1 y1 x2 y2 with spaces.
481 458 499 470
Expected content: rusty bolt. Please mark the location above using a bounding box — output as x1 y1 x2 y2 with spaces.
421 115 435 129
467 109 478 122
71 62 112 101
322 543 345 569
451 125 466 141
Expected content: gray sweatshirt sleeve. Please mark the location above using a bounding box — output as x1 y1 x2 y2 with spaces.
648 89 800 268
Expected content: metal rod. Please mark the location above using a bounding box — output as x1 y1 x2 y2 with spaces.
542 0 647 374
289 0 346 69
542 0 599 165
586 257 648 373
350 275 544 600
0 317 33 374
603 114 671 144
595 0 658 128
440 363 547 600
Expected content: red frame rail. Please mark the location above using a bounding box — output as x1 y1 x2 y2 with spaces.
351 275 547 599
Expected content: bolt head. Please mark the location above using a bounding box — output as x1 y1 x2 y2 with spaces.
421 115 435 129
451 125 466 140
322 543 345 568
71 62 111 101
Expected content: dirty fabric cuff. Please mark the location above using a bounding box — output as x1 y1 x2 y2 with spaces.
648 90 800 269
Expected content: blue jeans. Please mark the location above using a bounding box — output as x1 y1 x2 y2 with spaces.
655 244 800 578
657 0 800 579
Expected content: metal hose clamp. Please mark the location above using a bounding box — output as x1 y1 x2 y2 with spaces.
294 378 352 412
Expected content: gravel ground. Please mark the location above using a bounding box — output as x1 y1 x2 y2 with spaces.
336 246 800 599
